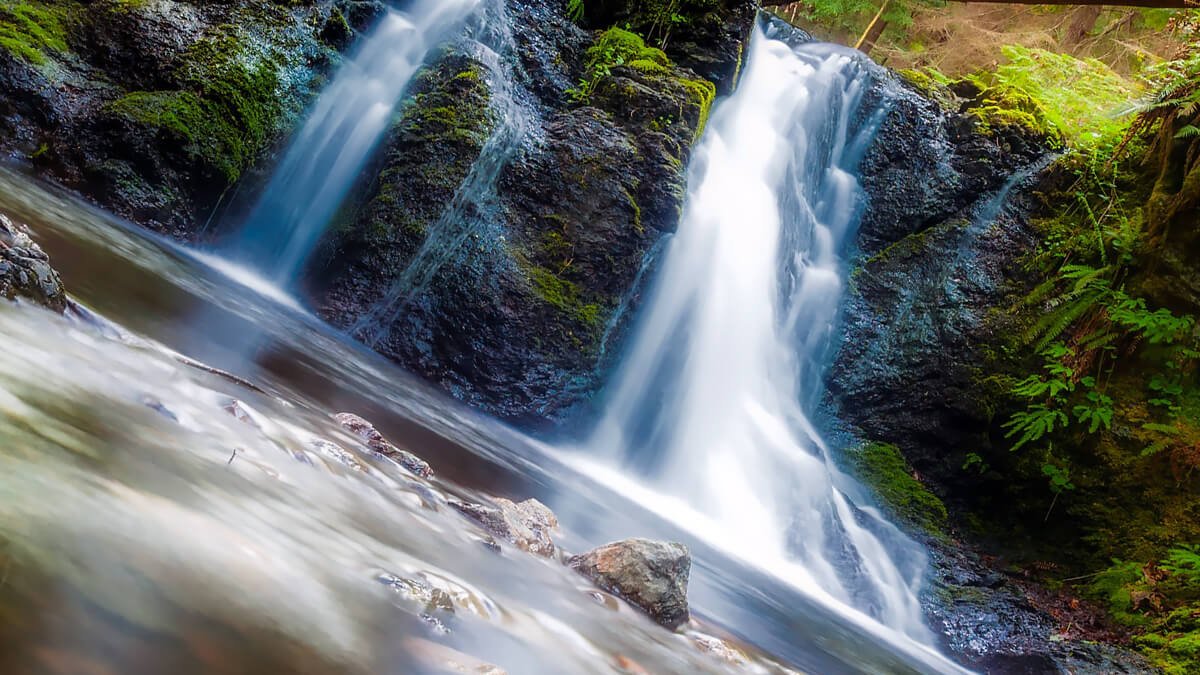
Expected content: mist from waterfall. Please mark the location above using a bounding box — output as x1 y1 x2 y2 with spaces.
228 0 479 283
586 30 934 642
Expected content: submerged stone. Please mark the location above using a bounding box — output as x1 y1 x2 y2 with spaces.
334 412 433 478
449 497 558 557
568 538 691 630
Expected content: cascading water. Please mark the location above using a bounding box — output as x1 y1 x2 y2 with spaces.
587 31 933 640
228 0 479 283
352 0 535 345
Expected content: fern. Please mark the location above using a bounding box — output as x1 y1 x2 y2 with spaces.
1003 404 1069 451
1176 124 1200 140
567 0 584 22
1027 284 1107 351
1162 545 1200 588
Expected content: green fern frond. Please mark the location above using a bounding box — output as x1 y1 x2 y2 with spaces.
1027 286 1107 351
567 0 584 22
1175 124 1200 140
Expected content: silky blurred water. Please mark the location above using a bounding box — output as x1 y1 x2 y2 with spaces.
587 32 935 646
0 157 971 674
229 0 480 283
0 12 985 671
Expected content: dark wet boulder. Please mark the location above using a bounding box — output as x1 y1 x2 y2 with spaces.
450 497 559 557
826 72 1158 672
923 541 1157 674
568 538 691 630
0 0 336 238
827 72 1054 502
334 412 434 478
0 213 67 313
312 0 721 425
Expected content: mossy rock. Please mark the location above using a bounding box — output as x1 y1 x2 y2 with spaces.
0 1 72 66
844 442 949 537
103 30 285 184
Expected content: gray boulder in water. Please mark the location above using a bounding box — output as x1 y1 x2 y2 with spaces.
0 213 66 313
568 538 691 630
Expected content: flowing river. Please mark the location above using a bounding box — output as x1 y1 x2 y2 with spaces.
0 7 975 675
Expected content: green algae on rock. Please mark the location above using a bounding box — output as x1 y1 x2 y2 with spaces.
0 0 338 237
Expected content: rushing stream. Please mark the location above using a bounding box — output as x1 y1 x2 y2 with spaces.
0 10 979 675
228 0 480 282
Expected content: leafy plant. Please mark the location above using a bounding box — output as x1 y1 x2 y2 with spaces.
1004 405 1069 451
1042 460 1075 494
567 0 585 22
962 452 989 474
1162 545 1200 588
1073 383 1114 434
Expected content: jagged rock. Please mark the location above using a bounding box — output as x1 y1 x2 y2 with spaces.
449 497 558 557
0 213 67 313
333 412 433 478
828 72 1153 673
827 71 1054 501
568 538 690 630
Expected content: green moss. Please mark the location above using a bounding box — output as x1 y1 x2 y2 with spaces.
845 442 949 536
680 77 716 140
525 265 603 331
965 83 1063 147
103 31 284 183
397 61 493 147
586 27 669 74
897 67 967 114
621 189 643 233
972 46 1139 152
0 1 71 65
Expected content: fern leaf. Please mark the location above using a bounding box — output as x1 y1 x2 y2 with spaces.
1175 124 1200 140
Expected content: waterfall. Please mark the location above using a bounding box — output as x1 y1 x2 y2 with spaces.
587 31 933 639
229 0 480 283
352 0 535 345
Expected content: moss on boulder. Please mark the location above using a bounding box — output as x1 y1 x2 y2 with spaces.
0 0 332 236
845 442 949 537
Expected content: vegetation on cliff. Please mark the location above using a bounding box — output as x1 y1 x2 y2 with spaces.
878 20 1200 670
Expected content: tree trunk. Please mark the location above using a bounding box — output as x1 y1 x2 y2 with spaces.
1064 5 1103 46
857 19 889 55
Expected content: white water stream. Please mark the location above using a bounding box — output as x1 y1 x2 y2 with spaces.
230 0 480 282
585 31 934 644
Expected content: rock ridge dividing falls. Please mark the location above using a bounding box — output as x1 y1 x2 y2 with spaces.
309 0 758 425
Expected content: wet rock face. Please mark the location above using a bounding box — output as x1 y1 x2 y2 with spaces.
568 539 691 630
0 214 67 313
312 0 724 425
0 0 340 238
827 77 1158 672
924 543 1157 674
828 78 1050 496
